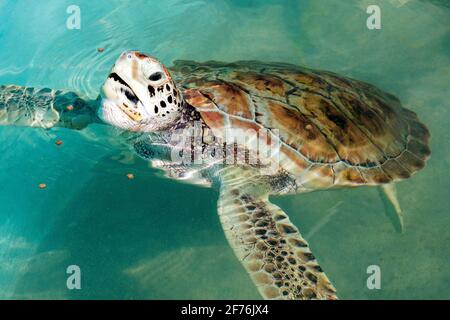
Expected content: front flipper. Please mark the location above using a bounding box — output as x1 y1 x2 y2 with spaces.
217 168 337 300
0 85 99 130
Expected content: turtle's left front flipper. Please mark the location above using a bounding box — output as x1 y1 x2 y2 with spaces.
217 167 337 300
0 85 99 130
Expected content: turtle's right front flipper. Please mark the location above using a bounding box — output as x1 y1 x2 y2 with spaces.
217 167 337 300
0 85 99 130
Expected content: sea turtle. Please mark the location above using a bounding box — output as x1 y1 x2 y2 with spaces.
0 51 431 300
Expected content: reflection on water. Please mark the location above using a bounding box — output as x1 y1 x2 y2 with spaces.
0 0 449 299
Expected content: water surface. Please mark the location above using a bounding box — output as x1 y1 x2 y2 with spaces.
0 0 449 299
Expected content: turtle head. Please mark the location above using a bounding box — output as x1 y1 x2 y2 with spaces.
99 51 183 132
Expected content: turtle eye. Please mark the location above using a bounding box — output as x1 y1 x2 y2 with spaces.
148 72 163 81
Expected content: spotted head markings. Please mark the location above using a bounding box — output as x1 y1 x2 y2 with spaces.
147 81 181 118
100 50 186 131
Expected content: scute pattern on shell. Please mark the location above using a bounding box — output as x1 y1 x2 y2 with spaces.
169 60 431 188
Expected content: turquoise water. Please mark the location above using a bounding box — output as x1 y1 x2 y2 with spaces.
0 0 449 299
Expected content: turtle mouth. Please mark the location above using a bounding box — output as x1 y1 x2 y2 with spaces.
108 72 129 87
108 72 142 102
108 72 144 121
108 72 135 94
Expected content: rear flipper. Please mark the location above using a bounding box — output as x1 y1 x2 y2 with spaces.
217 167 337 300
0 85 99 130
379 183 404 233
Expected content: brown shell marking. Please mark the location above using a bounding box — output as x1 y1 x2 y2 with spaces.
263 99 338 163
229 71 290 99
173 60 431 187
183 79 254 119
183 89 226 135
289 92 385 165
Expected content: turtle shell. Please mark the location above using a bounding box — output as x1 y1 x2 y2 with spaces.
169 60 430 189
